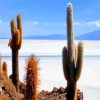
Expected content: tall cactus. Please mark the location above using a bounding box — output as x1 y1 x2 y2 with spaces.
2 61 8 79
8 14 22 91
0 54 2 77
25 55 39 100
62 3 83 100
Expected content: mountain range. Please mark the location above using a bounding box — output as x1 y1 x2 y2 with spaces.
0 30 100 40
24 30 100 40
24 34 66 40
76 30 100 40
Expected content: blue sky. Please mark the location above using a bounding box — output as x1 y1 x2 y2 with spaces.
0 0 100 38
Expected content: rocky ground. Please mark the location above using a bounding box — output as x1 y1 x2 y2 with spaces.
39 87 83 100
0 76 83 100
0 78 24 100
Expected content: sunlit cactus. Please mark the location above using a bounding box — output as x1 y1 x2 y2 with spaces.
75 42 83 82
2 61 8 79
0 54 2 77
25 55 39 100
17 14 22 49
62 3 83 100
8 14 22 92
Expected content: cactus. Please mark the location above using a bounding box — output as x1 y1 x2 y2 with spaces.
2 61 8 79
25 55 39 100
0 54 2 77
8 14 22 91
62 3 83 100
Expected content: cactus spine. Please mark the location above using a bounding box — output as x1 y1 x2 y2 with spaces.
25 55 39 100
8 14 22 91
2 61 8 79
62 3 83 100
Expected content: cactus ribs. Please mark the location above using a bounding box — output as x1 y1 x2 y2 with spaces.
62 3 83 100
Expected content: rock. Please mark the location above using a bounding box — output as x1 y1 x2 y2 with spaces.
53 87 58 92
59 87 65 93
39 87 83 100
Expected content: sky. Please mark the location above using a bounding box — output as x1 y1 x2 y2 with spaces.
0 0 100 38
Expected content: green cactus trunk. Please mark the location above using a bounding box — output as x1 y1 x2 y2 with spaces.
12 47 19 91
62 3 83 100
67 3 76 99
67 80 76 100
67 2 75 82
8 14 22 92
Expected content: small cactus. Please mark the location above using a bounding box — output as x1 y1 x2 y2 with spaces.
8 14 22 91
25 55 39 100
62 3 83 100
2 61 8 79
0 54 2 77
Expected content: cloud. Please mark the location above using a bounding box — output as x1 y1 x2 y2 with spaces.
45 22 55 26
0 19 2 23
86 20 100 28
23 21 40 27
32 21 40 25
74 20 100 28
74 22 82 26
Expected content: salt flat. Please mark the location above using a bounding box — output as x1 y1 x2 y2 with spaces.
0 39 100 100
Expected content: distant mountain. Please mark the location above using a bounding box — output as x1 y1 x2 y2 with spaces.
1 30 100 40
24 34 66 40
76 30 100 40
24 30 100 40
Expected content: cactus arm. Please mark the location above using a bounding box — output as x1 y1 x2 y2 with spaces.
75 45 78 66
17 15 22 49
62 47 69 80
73 44 78 66
11 19 16 35
9 19 16 49
14 29 20 46
75 41 83 81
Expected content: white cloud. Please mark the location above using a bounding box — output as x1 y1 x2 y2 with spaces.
86 20 100 28
74 20 100 28
32 21 40 25
45 22 55 26
0 19 2 23
74 22 82 26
